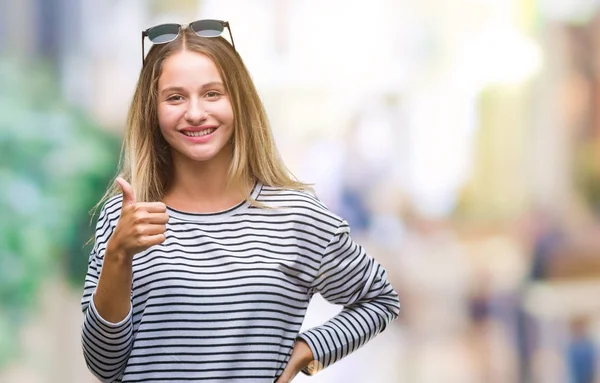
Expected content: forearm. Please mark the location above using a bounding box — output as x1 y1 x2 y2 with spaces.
82 294 133 383
288 339 314 370
82 249 134 383
276 339 314 383
94 249 133 323
298 296 398 374
301 261 400 374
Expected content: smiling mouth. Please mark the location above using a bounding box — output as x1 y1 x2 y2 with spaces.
182 128 217 137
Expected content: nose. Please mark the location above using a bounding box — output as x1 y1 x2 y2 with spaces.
184 99 208 125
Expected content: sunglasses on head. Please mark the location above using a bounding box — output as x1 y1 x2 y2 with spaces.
141 19 235 64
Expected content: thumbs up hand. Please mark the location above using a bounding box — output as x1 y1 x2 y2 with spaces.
106 177 169 260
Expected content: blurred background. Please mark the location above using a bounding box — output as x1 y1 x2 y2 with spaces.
2 0 600 382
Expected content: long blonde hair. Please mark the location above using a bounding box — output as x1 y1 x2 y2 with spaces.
95 27 310 212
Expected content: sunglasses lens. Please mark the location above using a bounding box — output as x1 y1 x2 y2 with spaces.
190 20 224 37
147 24 181 43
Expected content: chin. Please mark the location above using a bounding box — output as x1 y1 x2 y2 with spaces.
171 140 231 165
186 149 225 163
186 154 218 163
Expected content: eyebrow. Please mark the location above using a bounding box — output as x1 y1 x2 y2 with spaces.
160 82 224 95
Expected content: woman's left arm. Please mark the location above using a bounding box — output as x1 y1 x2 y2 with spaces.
291 221 400 377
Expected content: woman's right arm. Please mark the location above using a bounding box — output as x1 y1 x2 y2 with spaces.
81 195 134 383
81 178 168 382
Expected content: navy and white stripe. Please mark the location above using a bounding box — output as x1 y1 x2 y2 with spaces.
81 183 400 382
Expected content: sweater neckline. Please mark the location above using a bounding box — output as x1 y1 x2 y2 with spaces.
166 182 262 222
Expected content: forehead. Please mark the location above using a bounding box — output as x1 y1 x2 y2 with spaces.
158 50 222 88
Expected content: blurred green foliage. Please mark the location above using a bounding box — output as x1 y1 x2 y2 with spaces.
0 58 120 366
575 141 600 214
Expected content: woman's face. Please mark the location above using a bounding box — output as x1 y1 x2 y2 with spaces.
157 49 234 166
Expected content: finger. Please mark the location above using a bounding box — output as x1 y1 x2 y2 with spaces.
131 211 169 225
145 233 167 247
116 177 135 206
145 213 170 225
136 224 167 236
135 202 167 213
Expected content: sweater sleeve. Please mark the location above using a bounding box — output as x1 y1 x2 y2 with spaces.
297 221 400 375
80 197 134 383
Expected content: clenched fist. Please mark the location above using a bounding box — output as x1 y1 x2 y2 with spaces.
106 177 169 260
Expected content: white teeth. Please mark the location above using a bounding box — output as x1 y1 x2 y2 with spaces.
183 129 216 137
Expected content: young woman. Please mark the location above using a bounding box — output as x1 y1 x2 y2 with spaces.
81 19 400 383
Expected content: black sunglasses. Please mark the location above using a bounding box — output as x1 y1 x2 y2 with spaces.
141 19 235 64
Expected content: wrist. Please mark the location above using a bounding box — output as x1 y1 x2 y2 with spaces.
295 339 323 375
294 339 314 369
105 242 131 265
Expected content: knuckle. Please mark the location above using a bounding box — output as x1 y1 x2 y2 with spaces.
149 202 166 211
149 234 165 247
133 226 144 236
133 212 147 224
139 237 153 248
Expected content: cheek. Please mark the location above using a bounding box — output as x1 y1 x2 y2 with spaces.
217 102 235 126
157 105 180 130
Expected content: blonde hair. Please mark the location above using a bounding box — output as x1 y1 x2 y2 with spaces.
95 28 310 212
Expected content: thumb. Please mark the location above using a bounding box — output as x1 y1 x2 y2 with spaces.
116 177 135 206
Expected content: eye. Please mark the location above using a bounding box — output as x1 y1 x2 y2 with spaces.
205 91 222 99
166 94 184 102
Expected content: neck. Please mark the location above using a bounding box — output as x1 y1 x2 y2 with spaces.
164 149 251 213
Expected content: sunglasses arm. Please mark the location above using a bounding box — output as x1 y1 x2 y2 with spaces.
141 31 146 65
227 25 235 50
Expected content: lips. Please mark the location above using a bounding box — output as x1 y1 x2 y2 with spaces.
180 126 218 136
182 128 216 137
179 126 219 143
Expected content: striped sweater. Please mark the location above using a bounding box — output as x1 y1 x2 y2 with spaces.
81 183 400 382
